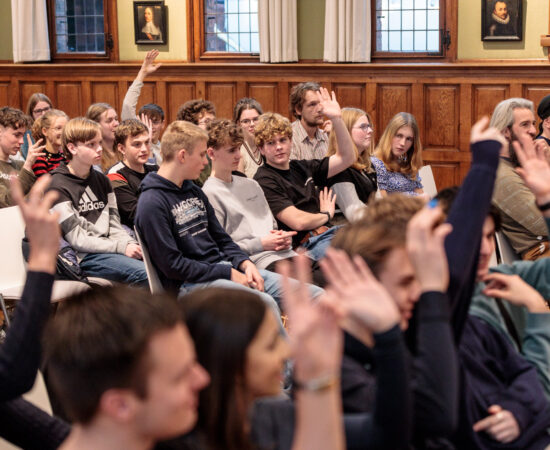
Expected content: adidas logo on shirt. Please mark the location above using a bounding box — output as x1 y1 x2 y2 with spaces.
78 186 105 213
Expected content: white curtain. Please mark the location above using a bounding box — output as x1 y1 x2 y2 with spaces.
324 0 370 63
11 0 50 62
259 0 298 63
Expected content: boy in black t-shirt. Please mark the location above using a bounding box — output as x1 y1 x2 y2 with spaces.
254 88 355 260
108 119 158 228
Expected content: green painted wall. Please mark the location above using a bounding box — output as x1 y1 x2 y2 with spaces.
458 0 548 59
0 0 12 61
298 0 325 60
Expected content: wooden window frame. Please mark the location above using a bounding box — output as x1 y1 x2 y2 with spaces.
187 0 260 62
46 0 119 63
370 0 457 62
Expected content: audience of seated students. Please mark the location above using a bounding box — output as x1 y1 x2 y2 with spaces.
0 106 45 208
176 99 216 186
536 93 550 146
21 92 52 159
48 117 148 286
108 119 158 228
254 88 355 261
157 255 409 450
289 81 329 160
234 97 263 177
135 120 299 325
490 97 550 260
31 109 69 177
371 112 424 196
85 102 120 172
121 49 166 165
202 119 325 287
326 107 377 222
44 285 210 450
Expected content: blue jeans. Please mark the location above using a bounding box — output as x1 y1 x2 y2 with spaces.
80 253 149 287
300 226 340 261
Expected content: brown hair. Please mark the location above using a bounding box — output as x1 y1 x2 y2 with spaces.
176 99 216 125
207 119 243 149
233 98 263 123
114 119 149 150
26 93 53 118
44 285 181 424
289 81 320 119
85 103 115 123
254 113 293 149
161 120 208 162
31 109 69 143
62 117 101 161
0 107 31 130
332 195 424 276
375 112 423 178
327 107 374 171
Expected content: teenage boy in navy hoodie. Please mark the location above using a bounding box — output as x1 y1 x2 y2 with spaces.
134 120 287 320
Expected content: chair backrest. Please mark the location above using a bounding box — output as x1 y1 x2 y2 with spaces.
134 227 164 294
419 165 437 199
495 231 520 265
0 206 26 290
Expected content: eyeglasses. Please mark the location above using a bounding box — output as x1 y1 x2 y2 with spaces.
240 117 259 125
198 118 213 126
353 123 373 132
33 106 51 115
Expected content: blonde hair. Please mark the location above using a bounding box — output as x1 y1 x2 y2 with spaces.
32 109 69 143
62 117 101 161
254 113 293 149
489 98 534 133
375 112 422 178
160 120 208 162
327 108 374 172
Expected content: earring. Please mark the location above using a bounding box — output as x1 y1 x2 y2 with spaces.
397 154 408 164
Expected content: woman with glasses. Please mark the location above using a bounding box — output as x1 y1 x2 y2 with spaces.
233 97 263 178
326 107 377 222
21 93 53 160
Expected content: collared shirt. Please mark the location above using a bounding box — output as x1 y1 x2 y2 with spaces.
290 120 328 160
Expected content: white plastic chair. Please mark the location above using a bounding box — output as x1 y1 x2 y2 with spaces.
0 206 90 314
134 227 164 294
419 165 438 199
495 231 520 265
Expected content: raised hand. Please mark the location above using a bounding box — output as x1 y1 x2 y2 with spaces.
483 272 549 313
11 174 59 274
138 49 161 79
320 248 400 339
316 87 341 120
22 136 46 172
139 113 154 148
470 116 507 147
406 203 452 293
278 254 343 382
319 187 336 219
514 135 550 206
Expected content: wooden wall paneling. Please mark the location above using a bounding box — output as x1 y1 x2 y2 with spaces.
236 81 247 102
247 83 278 114
509 83 522 99
277 82 291 118
424 162 461 190
81 81 92 117
55 83 83 119
156 81 167 122
459 84 473 153
332 83 366 110
20 83 47 112
90 82 119 110
365 82 377 128
166 82 196 123
376 84 412 134
523 85 550 129
8 79 20 109
424 84 459 149
411 83 424 141
206 83 236 120
0 83 10 109
472 85 509 122
196 81 206 100
122 81 157 115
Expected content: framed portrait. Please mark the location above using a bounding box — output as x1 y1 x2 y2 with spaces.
481 0 522 41
134 1 167 45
